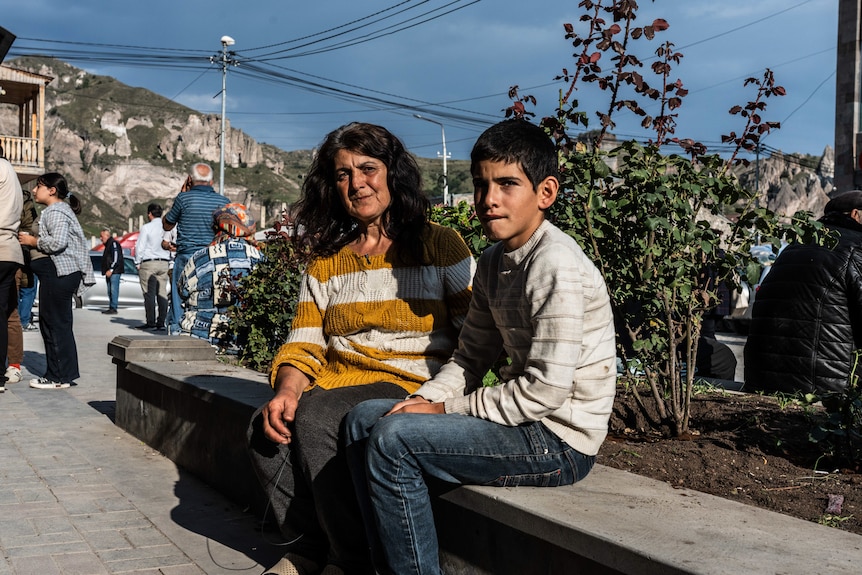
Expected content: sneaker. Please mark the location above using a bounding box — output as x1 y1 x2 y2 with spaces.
102 308 118 315
23 323 38 332
5 366 21 383
133 324 156 330
263 554 321 575
29 377 70 389
0 384 5 393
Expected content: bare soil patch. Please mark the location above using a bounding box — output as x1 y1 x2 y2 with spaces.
598 388 862 535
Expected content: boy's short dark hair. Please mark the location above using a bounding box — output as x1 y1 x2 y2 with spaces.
147 203 163 218
470 120 558 188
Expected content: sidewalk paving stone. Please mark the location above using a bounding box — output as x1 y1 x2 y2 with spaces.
0 305 281 574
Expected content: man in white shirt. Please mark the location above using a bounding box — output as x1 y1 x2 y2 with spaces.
133 203 171 330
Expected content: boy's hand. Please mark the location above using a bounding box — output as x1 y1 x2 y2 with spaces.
386 396 445 416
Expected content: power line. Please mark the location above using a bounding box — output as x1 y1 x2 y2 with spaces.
248 0 481 60
5 0 832 157
240 0 423 52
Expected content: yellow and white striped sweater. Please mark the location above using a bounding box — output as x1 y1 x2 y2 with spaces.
270 223 475 393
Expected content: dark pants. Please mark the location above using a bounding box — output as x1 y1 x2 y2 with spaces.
696 336 737 381
247 382 406 573
0 261 18 379
31 257 81 383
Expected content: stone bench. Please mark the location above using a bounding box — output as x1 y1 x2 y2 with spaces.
108 335 272 510
108 336 862 575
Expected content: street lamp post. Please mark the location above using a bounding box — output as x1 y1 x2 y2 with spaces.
413 114 450 206
216 35 236 196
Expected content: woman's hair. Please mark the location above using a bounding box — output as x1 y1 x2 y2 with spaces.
293 122 429 262
37 172 82 215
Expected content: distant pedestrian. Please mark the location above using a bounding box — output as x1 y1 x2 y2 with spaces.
0 150 23 393
160 227 178 335
100 227 123 314
162 163 229 335
133 204 171 330
18 183 44 332
18 172 94 390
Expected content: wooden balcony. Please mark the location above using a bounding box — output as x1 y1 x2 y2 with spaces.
0 63 52 185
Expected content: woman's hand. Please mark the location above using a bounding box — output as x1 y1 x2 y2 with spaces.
385 396 445 416
261 365 311 444
18 232 36 247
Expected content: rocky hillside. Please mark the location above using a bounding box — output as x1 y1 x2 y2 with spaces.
1 57 316 235
0 57 836 236
735 146 834 218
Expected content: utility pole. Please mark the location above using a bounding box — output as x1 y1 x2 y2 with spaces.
213 36 237 196
754 143 761 207
835 0 861 192
414 114 451 206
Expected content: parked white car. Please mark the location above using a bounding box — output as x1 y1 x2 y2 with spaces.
81 251 145 308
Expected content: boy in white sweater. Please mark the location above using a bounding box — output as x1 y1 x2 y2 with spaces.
344 119 618 575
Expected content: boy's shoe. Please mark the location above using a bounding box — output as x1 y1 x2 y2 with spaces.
5 366 21 383
102 308 118 315
0 383 5 393
23 323 38 331
29 377 70 389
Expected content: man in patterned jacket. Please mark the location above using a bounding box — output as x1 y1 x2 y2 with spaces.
177 203 262 352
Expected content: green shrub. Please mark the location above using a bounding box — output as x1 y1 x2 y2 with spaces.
430 200 488 258
509 1 825 436
232 220 306 373
809 353 862 466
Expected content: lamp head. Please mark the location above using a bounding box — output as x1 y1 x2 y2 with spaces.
221 35 235 47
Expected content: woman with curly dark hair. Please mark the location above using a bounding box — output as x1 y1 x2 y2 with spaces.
248 123 475 575
292 122 430 265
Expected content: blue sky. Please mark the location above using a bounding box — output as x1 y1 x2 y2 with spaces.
3 0 838 161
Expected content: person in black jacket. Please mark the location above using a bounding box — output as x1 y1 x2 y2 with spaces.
99 227 123 314
744 190 862 396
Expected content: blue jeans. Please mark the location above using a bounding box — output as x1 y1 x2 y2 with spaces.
169 252 191 333
344 399 596 575
106 272 121 310
18 277 37 326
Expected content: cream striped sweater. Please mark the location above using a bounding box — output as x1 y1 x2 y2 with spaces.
271 223 475 393
414 220 618 456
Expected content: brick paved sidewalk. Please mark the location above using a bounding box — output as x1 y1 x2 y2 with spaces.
0 305 281 575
